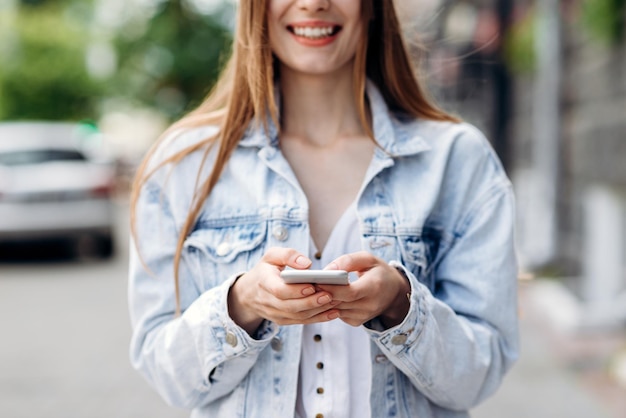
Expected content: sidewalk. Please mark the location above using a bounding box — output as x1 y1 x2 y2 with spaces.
473 280 626 418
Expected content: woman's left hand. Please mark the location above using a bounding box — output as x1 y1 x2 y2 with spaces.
318 251 411 328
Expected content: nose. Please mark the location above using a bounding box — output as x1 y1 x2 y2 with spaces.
296 0 330 12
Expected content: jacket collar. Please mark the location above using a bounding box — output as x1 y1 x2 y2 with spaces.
239 80 431 157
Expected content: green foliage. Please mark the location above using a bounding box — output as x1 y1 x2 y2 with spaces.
503 8 536 74
0 4 102 121
581 0 625 45
113 0 233 120
19 0 47 6
0 0 232 123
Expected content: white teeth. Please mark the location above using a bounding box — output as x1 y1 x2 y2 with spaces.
293 26 335 39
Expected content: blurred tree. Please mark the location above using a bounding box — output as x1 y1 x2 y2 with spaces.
112 0 233 120
0 1 101 121
0 0 232 122
19 0 47 5
504 7 536 74
581 0 625 45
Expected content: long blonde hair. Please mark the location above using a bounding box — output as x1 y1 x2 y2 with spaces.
131 0 458 314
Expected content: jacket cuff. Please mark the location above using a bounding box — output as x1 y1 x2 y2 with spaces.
184 272 278 362
363 261 428 355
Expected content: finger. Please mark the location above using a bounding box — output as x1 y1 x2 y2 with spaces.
262 274 319 300
334 308 374 327
333 300 385 319
316 276 372 302
339 316 370 327
324 251 380 273
261 297 341 324
261 247 312 270
255 280 337 314
272 308 341 326
273 291 337 315
262 277 317 300
304 309 341 323
281 282 319 299
315 283 358 302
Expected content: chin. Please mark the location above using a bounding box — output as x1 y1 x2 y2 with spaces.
282 60 352 79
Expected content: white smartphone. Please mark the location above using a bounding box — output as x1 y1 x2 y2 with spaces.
280 269 350 285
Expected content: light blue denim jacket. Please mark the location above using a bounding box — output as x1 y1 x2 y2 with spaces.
128 82 519 418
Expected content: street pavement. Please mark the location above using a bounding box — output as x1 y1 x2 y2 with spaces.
0 203 187 418
0 202 624 418
474 281 625 418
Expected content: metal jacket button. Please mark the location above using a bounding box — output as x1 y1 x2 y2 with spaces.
216 242 231 257
225 332 238 347
391 334 408 345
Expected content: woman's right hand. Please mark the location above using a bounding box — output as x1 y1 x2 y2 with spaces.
227 247 340 335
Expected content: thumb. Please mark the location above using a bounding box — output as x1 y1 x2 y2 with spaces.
262 247 312 269
324 251 378 273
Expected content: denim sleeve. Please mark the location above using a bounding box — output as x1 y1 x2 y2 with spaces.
127 174 277 409
364 184 519 411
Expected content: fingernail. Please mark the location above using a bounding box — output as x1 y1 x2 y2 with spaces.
318 295 331 304
302 287 315 296
295 255 311 267
328 311 339 320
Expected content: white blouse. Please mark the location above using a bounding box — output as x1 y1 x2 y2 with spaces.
295 202 372 418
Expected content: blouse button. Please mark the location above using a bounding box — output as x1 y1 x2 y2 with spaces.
316 387 324 394
272 225 289 241
271 336 283 351
314 251 322 260
216 242 231 257
315 414 324 418
313 334 322 342
316 362 324 369
375 354 388 363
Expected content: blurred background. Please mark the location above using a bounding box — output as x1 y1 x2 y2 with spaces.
0 0 624 417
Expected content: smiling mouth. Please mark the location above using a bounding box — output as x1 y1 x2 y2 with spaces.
288 25 342 40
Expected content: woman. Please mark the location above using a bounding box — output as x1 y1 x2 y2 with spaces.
128 1 519 417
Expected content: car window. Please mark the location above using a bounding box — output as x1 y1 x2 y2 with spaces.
0 149 87 166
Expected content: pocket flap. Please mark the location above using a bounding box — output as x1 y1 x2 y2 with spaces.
184 221 267 264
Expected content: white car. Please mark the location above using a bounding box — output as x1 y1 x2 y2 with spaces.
0 121 116 258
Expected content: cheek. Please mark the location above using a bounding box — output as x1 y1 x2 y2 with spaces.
267 26 287 61
348 30 363 54
339 0 363 20
266 0 288 26
266 6 287 54
340 27 364 61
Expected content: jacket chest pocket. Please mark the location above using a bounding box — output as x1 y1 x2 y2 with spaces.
398 237 434 289
184 221 267 290
364 233 439 292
